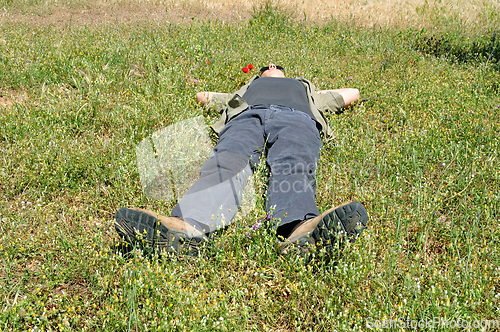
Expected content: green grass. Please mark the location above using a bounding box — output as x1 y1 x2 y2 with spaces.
1 4 500 331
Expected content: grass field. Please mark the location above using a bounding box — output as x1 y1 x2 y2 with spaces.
1 0 500 331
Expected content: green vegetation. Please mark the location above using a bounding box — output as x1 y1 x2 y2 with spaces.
0 3 499 331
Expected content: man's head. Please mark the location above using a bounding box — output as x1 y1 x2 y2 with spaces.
260 64 285 78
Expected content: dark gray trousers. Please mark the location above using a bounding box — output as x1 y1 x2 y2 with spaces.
171 105 322 233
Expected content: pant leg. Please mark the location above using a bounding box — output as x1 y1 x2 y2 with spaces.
264 106 322 228
171 107 266 232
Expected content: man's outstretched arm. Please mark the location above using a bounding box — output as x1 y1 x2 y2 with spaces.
196 92 230 106
317 88 360 108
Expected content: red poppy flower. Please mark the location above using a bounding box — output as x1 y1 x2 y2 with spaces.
247 64 254 70
242 67 249 73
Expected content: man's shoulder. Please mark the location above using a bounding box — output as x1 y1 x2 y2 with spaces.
294 77 315 89
294 77 312 83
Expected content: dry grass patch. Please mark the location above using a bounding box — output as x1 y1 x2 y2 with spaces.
0 90 26 107
0 95 13 107
1 0 499 29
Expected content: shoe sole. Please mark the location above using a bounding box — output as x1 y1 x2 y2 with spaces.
114 208 206 256
288 201 368 257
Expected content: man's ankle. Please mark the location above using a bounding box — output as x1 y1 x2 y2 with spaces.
276 220 300 239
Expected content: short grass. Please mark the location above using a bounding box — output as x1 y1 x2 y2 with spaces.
0 2 500 331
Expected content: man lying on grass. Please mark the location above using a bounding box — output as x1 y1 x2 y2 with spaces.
114 64 368 261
